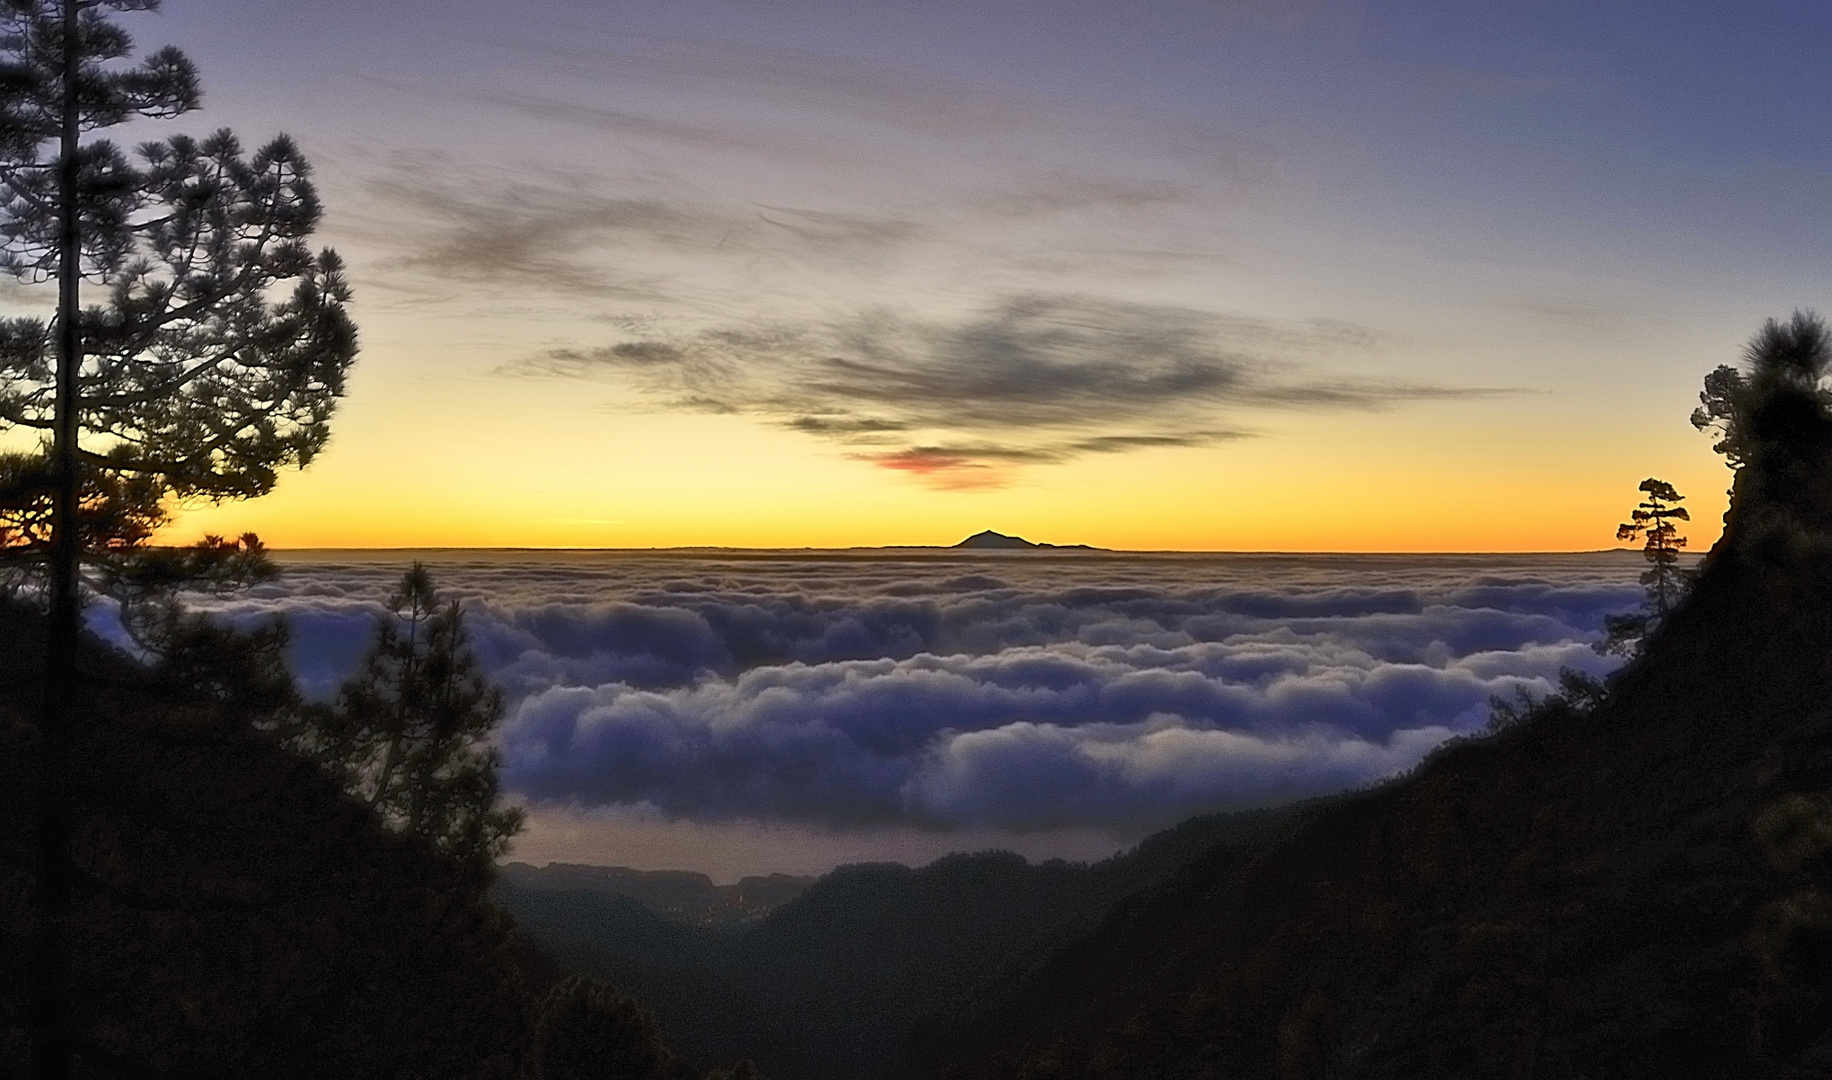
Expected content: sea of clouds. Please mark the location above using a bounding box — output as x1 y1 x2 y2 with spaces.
164 550 1644 844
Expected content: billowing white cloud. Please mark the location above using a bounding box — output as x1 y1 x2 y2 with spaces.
184 551 1642 836
495 637 1596 829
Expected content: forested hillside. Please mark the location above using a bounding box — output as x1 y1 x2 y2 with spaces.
497 808 1285 1079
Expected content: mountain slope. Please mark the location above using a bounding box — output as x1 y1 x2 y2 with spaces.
497 809 1287 1079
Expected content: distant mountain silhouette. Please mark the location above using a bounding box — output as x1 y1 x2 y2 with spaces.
494 811 1279 1080
498 863 813 927
952 529 1098 550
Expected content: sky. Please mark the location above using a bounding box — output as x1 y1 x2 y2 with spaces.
152 549 1644 879
40 0 1832 549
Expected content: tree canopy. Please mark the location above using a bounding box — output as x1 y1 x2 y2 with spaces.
0 0 356 610
285 564 524 870
1617 477 1689 617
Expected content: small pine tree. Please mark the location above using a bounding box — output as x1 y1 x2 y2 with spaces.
1696 312 1832 559
1617 478 1690 616
1692 363 1752 469
291 563 522 867
1598 478 1690 657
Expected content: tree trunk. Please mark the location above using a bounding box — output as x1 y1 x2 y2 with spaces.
32 2 83 1077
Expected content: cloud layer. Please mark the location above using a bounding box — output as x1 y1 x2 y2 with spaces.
190 551 1643 836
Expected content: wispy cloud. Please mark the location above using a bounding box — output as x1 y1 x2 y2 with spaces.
479 89 806 158
357 157 703 299
495 36 1075 143
335 35 1283 318
1398 61 1569 98
969 174 1199 220
332 32 1500 488
348 150 939 310
501 294 1495 486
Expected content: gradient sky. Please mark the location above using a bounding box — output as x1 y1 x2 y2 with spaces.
66 0 1832 550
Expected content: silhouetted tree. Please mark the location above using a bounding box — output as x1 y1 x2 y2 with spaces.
0 3 354 1075
1692 363 1751 470
0 22 354 615
1695 312 1832 562
1617 478 1689 616
288 564 523 868
527 975 674 1080
1595 610 1651 658
1692 312 1832 473
1598 478 1691 656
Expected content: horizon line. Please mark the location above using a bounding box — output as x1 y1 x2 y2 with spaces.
261 545 1650 556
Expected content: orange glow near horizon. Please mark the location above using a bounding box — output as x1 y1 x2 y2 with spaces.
162 401 1735 554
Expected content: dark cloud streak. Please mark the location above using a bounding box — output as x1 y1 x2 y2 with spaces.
503 294 1499 485
352 153 931 301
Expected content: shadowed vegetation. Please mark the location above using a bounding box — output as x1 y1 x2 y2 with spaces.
0 601 534 1077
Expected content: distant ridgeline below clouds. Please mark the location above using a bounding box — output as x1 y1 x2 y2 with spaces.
162 551 1645 843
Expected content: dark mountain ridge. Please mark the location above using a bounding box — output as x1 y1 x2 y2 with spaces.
952 530 1100 550
496 809 1287 1079
499 863 815 927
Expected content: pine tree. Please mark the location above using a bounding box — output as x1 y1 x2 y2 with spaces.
0 11 355 615
1598 478 1690 657
0 5 355 1077
1616 478 1689 616
1698 311 1832 557
293 564 523 868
